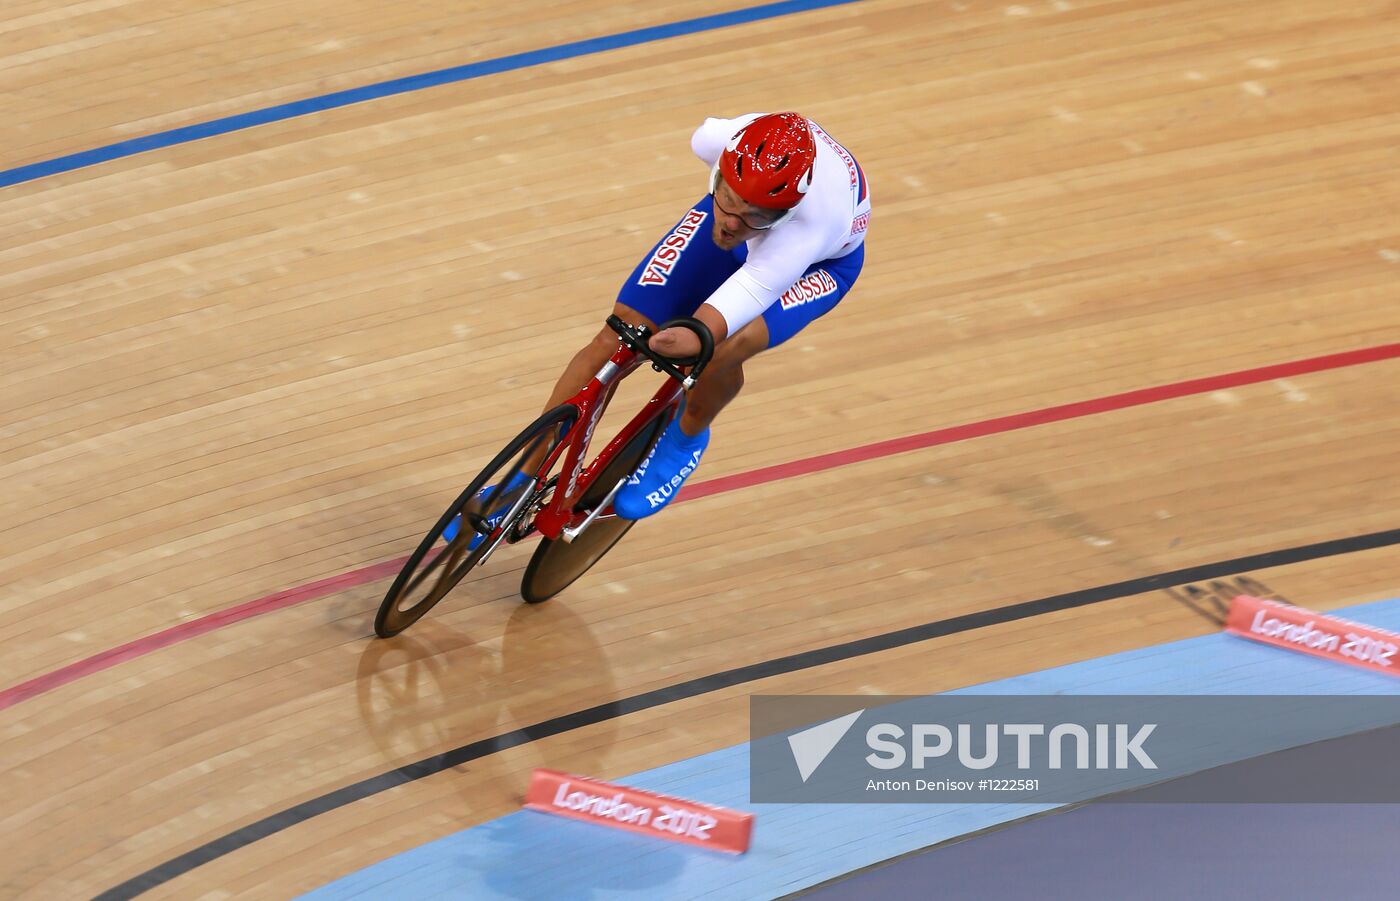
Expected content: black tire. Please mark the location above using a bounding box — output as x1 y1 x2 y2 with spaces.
520 407 673 603
375 405 578 637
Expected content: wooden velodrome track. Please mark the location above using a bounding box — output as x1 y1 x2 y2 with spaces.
4 0 1400 895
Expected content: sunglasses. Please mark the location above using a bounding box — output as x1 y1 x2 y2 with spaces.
710 188 787 230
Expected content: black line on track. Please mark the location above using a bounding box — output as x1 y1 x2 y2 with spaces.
98 526 1400 898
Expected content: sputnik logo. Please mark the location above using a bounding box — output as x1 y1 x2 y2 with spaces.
787 710 864 782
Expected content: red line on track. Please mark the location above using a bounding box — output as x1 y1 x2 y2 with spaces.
0 558 406 711
3 342 1397 712
681 342 1400 499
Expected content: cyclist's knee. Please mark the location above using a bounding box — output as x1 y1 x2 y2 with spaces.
710 319 767 372
582 302 658 357
612 302 657 331
693 357 744 402
586 325 618 355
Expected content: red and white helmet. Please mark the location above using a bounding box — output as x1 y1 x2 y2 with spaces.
709 112 816 226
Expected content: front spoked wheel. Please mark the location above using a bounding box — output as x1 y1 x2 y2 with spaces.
519 407 673 603
374 404 578 637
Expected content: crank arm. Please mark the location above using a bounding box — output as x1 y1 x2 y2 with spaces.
561 477 628 543
475 482 539 566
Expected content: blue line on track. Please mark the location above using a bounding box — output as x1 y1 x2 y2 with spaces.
0 0 862 190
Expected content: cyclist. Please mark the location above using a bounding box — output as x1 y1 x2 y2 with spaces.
447 111 870 544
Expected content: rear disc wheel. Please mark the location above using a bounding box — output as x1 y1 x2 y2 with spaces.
520 408 673 603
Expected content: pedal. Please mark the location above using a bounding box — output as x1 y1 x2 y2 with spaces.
476 483 538 566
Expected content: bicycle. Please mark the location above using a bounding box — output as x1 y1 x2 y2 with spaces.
374 315 715 638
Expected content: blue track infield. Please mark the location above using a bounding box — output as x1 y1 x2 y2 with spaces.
302 598 1400 900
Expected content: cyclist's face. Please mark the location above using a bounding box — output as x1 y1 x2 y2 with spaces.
711 180 783 250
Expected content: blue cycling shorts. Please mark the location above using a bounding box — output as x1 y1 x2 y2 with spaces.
615 194 865 349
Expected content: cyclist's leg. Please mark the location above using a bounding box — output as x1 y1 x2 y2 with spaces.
540 300 656 414
543 195 738 413
681 242 866 433
481 195 737 505
760 242 864 349
615 243 865 519
675 316 767 434
445 203 730 545
441 468 534 546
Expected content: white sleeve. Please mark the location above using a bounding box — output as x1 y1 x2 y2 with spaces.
690 113 764 167
703 227 830 336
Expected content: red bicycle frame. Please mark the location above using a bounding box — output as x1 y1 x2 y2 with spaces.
530 342 685 540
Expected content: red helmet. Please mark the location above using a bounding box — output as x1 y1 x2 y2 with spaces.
712 112 816 212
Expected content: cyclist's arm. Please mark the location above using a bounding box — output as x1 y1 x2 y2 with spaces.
648 302 731 358
691 114 763 165
648 229 828 357
650 114 843 357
